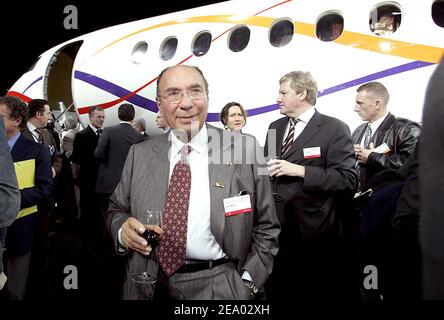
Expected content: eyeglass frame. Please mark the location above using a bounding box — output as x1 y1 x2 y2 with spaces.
158 87 206 104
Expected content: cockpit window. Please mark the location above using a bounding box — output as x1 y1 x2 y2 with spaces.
316 12 344 42
160 36 178 61
432 0 444 27
269 18 294 47
369 3 402 36
228 25 251 52
192 31 212 57
131 41 148 64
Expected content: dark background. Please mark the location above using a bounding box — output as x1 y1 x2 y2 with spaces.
0 0 224 95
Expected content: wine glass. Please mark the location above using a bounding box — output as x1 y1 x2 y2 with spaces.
131 210 162 293
266 156 283 202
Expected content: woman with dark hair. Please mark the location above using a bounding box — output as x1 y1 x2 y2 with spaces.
220 102 247 132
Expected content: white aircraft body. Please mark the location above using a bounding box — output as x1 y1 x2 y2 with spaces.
7 0 444 143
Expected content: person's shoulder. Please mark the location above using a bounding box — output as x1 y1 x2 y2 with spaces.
318 112 348 128
269 117 288 128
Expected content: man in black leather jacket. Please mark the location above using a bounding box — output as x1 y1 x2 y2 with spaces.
352 81 420 191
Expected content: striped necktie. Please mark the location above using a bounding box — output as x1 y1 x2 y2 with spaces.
363 124 372 149
281 118 298 156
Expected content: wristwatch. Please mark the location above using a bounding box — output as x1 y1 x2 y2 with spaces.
243 279 259 298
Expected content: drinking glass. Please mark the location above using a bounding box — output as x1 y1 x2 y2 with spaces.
266 156 283 202
131 210 162 289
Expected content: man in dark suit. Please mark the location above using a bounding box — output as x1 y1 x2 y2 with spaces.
0 96 52 299
107 65 279 300
264 71 357 301
352 82 420 191
70 106 104 241
94 103 144 299
95 103 144 219
420 56 444 300
0 114 20 291
22 99 61 178
21 99 63 298
351 82 420 301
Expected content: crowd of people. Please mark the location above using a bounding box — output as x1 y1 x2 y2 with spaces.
0 59 443 301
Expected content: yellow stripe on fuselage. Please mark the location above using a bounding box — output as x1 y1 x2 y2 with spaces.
92 15 443 63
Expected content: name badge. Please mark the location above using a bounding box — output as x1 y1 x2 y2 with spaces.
223 194 252 217
373 143 390 154
303 147 321 159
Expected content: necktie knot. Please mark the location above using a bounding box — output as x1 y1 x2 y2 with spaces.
97 128 102 136
179 145 191 163
34 128 43 144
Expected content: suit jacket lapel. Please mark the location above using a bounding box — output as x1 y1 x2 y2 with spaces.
372 113 394 147
151 133 170 200
275 118 287 158
207 125 234 247
353 125 366 144
282 110 322 160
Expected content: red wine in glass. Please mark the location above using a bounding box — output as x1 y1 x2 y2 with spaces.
142 230 161 246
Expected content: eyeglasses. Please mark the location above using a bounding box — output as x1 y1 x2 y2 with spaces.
160 88 206 104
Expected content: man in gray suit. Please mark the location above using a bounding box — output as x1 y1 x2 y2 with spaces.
0 115 20 290
107 65 279 300
264 71 357 301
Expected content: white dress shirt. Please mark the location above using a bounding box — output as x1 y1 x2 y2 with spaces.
283 107 316 143
168 126 225 260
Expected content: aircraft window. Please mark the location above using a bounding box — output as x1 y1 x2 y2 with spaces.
369 3 402 35
192 31 212 57
160 37 178 61
316 13 344 42
269 19 294 47
432 0 444 27
228 25 251 52
131 41 148 64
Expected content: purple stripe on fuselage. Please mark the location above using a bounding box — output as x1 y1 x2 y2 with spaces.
74 60 433 121
74 71 158 112
23 76 43 94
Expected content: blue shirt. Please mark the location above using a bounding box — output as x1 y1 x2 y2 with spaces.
7 132 20 151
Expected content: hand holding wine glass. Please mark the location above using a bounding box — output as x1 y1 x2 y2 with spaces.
131 210 163 291
141 210 162 248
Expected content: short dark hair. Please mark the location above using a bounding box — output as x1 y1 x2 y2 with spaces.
28 99 49 118
0 96 29 129
118 103 135 121
220 102 247 126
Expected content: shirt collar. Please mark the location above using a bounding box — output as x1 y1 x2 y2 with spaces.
89 124 100 133
292 107 315 124
169 125 208 157
369 112 389 133
27 121 38 132
8 132 21 150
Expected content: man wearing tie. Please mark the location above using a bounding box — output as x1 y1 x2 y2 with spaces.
70 106 105 296
0 96 52 299
107 65 279 300
264 71 357 300
352 81 420 191
351 82 420 301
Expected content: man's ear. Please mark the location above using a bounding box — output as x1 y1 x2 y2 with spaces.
374 99 382 111
298 89 307 101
